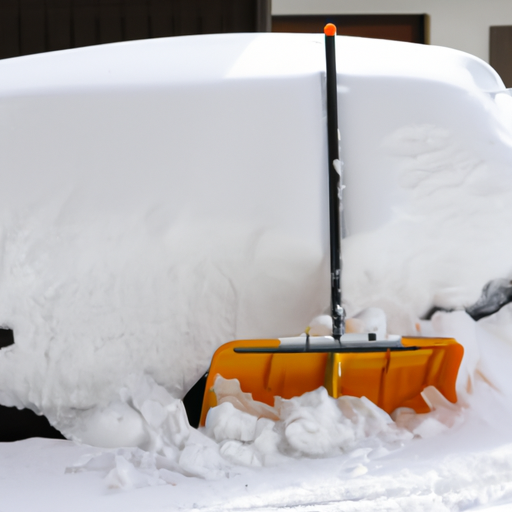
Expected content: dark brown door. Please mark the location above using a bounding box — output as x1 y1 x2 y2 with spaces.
490 26 512 87
272 14 428 44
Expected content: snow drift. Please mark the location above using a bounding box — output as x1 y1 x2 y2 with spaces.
0 33 510 445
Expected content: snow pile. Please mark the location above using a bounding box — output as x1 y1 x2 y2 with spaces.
73 377 463 491
66 374 228 482
66 381 439 490
68 336 466 490
207 380 413 466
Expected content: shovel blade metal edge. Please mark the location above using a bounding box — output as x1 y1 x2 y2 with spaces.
199 337 464 426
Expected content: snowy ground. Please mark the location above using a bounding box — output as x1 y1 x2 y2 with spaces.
4 434 512 512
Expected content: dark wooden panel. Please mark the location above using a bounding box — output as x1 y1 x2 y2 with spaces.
490 26 512 88
272 14 427 44
72 0 99 48
124 0 150 41
0 1 270 64
47 0 72 51
98 0 123 44
199 0 220 35
177 0 199 36
233 0 256 33
0 0 20 59
220 0 234 32
148 0 172 38
20 0 46 55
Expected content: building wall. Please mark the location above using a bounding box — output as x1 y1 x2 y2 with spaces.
272 0 512 63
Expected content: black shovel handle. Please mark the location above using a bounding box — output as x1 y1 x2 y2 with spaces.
324 24 345 340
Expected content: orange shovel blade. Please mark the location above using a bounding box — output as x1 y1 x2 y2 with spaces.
199 336 463 426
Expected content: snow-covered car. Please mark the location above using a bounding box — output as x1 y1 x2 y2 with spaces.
0 32 511 444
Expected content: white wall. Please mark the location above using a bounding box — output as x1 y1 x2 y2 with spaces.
272 0 512 63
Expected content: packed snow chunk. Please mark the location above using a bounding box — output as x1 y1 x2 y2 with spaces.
130 379 193 451
64 374 194 451
211 415 284 467
101 445 227 488
71 378 230 482
392 385 464 439
206 402 258 443
218 440 263 467
252 417 286 466
67 400 150 449
66 450 118 474
411 416 449 439
337 395 405 442
278 388 359 456
277 388 411 457
105 450 168 490
211 376 279 421
393 394 460 439
177 442 228 480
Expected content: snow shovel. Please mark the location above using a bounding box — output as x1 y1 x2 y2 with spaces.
189 24 464 428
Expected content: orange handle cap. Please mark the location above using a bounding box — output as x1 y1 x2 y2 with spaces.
324 23 337 36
